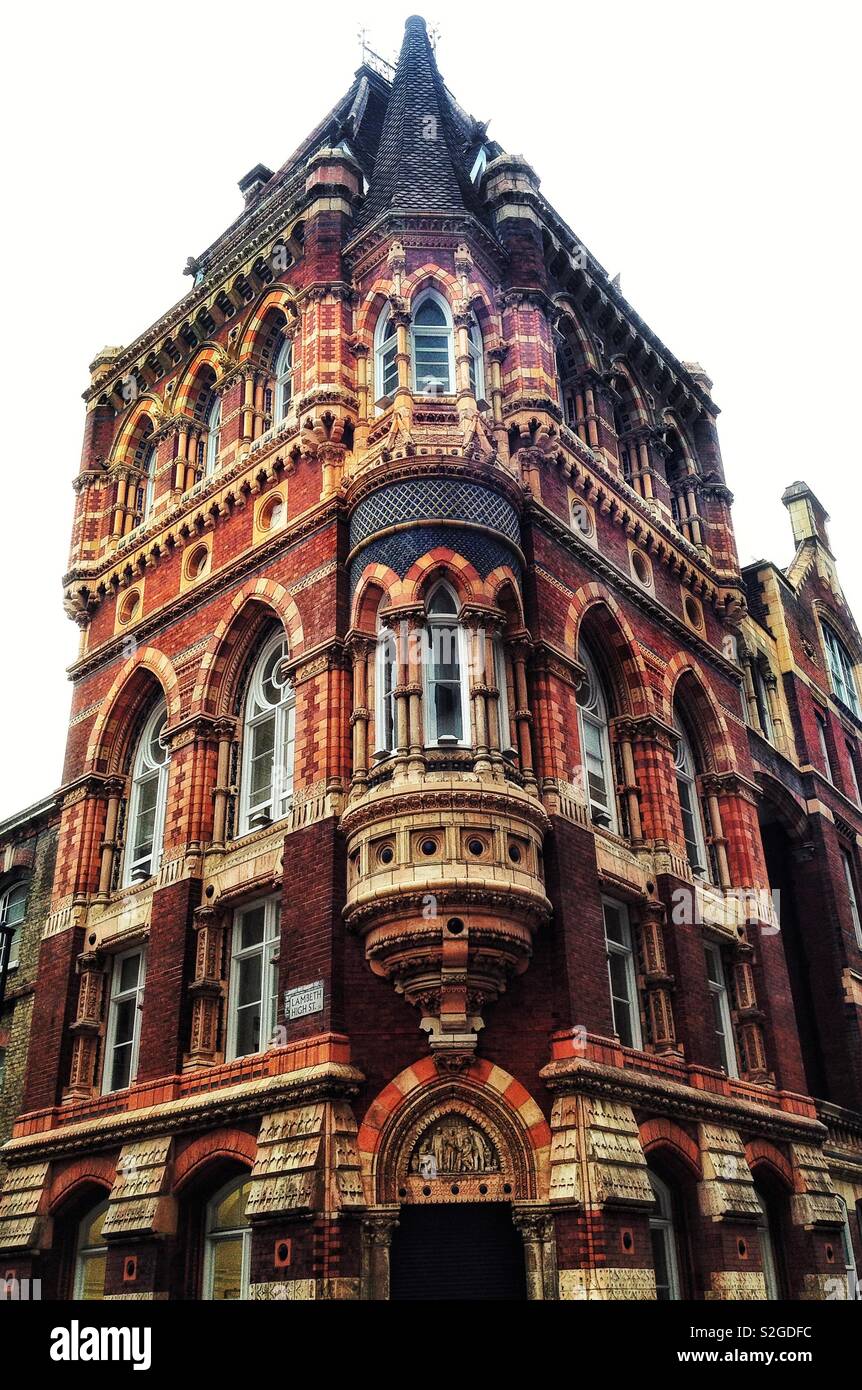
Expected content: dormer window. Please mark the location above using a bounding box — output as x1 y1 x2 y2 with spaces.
411 292 454 395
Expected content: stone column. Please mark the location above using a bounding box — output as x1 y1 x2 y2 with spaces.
511 639 538 795
346 634 374 792
210 717 237 847
513 1205 558 1300
66 951 107 1102
360 1207 400 1301
186 905 227 1070
640 901 679 1053
97 776 126 898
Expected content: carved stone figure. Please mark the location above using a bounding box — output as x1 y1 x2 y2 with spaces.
409 1115 499 1175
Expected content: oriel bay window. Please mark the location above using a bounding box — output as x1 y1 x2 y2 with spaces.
375 307 398 405
704 940 738 1077
227 896 280 1060
375 623 397 757
103 946 146 1093
123 699 169 886
239 632 296 834
602 897 642 1048
423 583 469 747
203 1176 252 1300
577 644 618 830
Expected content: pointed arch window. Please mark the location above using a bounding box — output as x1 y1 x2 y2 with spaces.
649 1171 682 1300
239 632 295 834
823 622 860 716
204 393 222 476
375 306 398 406
273 335 293 423
673 715 708 876
468 317 485 401
73 1199 109 1300
577 645 618 831
412 292 454 395
423 583 470 747
0 882 26 972
123 700 169 886
375 622 398 757
203 1176 252 1301
141 440 157 520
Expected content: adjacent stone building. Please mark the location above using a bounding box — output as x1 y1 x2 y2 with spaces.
0 16 860 1300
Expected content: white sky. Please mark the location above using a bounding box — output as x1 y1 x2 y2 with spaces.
0 0 859 820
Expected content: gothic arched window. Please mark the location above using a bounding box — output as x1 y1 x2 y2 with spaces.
374 306 398 406
649 1171 683 1300
577 644 617 831
73 1199 109 1300
673 714 708 876
273 336 293 423
203 1175 252 1301
124 699 169 886
411 291 454 395
423 583 469 747
239 632 295 833
204 393 221 476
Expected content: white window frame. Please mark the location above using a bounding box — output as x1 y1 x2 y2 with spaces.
674 716 708 876
602 897 642 1049
752 660 774 742
374 306 398 408
816 710 834 782
823 623 860 716
838 1198 859 1300
123 700 169 887
141 440 157 520
239 632 296 835
102 946 146 1094
468 317 485 402
273 336 293 423
649 1171 682 1300
73 1199 110 1301
0 881 27 972
204 393 221 476
203 1175 252 1301
704 940 738 1078
374 625 397 758
840 848 862 949
226 896 281 1062
411 289 455 397
577 645 618 832
422 583 471 748
494 636 516 754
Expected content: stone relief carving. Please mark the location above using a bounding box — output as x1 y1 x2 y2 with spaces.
409 1115 499 1177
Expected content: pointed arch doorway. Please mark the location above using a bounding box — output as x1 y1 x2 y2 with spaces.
390 1202 527 1301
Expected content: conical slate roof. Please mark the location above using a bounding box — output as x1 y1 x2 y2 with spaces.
359 15 482 225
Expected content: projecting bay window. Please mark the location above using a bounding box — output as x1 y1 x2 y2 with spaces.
226 897 280 1061
123 700 169 886
602 898 642 1049
102 947 146 1094
704 941 738 1077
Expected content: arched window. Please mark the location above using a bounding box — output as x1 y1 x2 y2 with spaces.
494 635 515 753
141 440 157 520
753 1184 783 1300
423 583 469 747
203 1175 252 1301
412 292 454 395
577 644 617 831
374 306 398 406
468 317 485 401
673 715 708 876
239 632 295 834
648 1171 682 1300
822 622 860 716
0 881 27 972
273 336 293 423
73 1199 109 1300
204 393 221 476
375 623 398 757
124 700 169 886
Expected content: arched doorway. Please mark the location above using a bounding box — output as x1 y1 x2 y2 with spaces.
390 1203 527 1300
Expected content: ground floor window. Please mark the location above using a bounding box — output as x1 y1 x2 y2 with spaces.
203 1175 252 1300
73 1199 109 1299
649 1170 682 1300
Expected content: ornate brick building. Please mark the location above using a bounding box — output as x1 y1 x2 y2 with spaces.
1 15 860 1301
